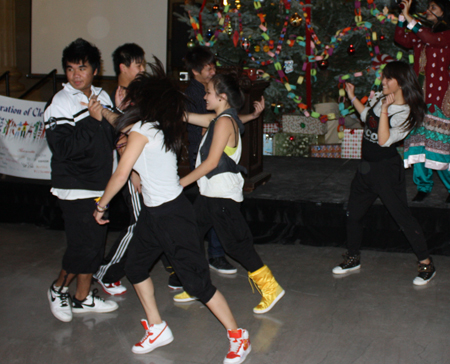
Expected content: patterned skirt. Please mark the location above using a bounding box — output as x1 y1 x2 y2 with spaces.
404 105 450 170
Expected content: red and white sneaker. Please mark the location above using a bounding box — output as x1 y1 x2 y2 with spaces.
96 279 127 296
224 329 251 364
132 319 174 354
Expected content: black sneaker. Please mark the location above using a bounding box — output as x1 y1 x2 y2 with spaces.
168 272 183 290
412 191 429 202
332 252 361 274
209 256 237 274
413 258 436 286
72 289 119 313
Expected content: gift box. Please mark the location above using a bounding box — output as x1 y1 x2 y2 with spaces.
341 129 363 159
263 122 281 134
310 144 341 158
281 114 327 135
263 133 274 156
273 133 318 157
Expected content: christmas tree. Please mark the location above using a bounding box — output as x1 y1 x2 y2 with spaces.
176 0 428 122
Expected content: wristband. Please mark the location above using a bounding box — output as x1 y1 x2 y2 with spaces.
96 202 109 212
351 96 356 105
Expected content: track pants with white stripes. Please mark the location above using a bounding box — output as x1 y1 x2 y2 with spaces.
95 180 141 284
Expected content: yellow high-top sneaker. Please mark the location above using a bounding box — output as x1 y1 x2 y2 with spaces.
248 265 285 314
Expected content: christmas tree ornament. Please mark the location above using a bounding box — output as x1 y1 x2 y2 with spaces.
289 135 295 141
254 44 261 52
289 13 302 27
241 38 251 50
283 60 294 74
271 102 284 114
205 28 214 41
235 0 241 10
380 34 385 41
372 53 394 69
187 38 196 48
263 44 270 52
347 44 356 55
212 4 220 13
318 59 329 70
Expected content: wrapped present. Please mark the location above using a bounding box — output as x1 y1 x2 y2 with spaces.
263 133 274 156
273 133 318 157
310 144 341 158
341 129 363 159
281 114 327 135
263 122 281 134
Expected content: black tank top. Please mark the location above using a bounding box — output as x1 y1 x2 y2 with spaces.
361 99 400 162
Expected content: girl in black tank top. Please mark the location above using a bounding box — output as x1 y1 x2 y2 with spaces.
332 61 436 287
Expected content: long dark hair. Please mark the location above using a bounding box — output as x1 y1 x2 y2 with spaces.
381 61 426 131
211 73 245 110
115 57 187 155
429 0 450 32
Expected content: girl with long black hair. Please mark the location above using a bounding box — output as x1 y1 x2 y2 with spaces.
332 61 436 286
92 59 251 364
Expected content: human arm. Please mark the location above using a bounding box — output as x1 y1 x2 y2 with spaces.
345 83 365 115
185 112 214 128
179 116 233 187
394 1 418 48
94 130 148 224
239 96 265 124
377 94 395 146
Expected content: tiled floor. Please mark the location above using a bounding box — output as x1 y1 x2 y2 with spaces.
1 223 449 364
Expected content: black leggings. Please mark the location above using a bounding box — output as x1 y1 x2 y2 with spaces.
346 155 429 261
194 195 264 272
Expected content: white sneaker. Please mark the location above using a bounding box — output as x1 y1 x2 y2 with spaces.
173 291 198 303
72 289 119 313
132 319 174 354
47 283 72 322
224 329 251 364
96 279 127 295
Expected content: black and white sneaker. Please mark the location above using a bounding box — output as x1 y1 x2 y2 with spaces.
332 252 361 275
413 258 436 286
72 289 119 313
209 256 237 275
168 272 183 291
47 282 72 322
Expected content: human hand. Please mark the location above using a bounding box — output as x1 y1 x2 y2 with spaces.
252 96 265 119
81 95 103 121
400 0 412 17
382 93 395 109
93 209 109 225
345 83 355 99
115 86 128 110
130 170 142 193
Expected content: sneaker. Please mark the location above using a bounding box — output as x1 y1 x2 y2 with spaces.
173 291 198 303
332 252 361 275
224 329 251 364
72 289 119 313
209 256 238 275
132 319 174 354
413 258 436 286
47 282 72 322
168 273 183 291
96 279 127 296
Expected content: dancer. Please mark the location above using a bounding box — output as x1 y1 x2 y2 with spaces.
332 61 436 286
93 59 251 363
395 0 450 202
94 43 146 295
45 38 119 323
176 73 285 314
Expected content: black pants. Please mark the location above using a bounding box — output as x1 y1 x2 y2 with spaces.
59 198 107 274
346 155 429 261
95 180 141 283
194 195 264 272
125 193 216 303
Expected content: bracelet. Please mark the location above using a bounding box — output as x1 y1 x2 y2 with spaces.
96 202 109 212
351 96 356 105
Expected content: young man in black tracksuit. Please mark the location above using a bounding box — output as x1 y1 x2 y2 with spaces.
45 38 119 322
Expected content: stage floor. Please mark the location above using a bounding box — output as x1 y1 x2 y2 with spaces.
1 223 450 364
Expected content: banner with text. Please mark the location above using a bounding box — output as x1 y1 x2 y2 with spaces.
0 95 51 180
